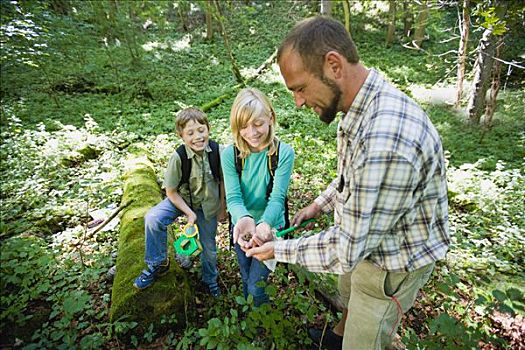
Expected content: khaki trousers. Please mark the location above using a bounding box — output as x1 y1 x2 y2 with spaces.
338 261 435 349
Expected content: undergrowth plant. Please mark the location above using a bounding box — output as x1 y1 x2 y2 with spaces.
1 1 523 349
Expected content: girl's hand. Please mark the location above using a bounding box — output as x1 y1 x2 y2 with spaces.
233 216 256 248
252 222 273 247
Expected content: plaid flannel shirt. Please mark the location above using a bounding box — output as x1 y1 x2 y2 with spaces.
275 69 450 273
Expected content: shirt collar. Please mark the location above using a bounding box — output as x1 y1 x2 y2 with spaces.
339 68 382 138
183 143 212 158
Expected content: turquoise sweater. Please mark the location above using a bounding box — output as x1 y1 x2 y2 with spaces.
221 141 294 230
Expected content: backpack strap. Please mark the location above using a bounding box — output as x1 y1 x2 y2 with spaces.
175 144 193 209
266 140 280 200
268 140 290 230
233 145 244 177
207 140 221 183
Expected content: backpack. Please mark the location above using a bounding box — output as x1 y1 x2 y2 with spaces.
229 140 290 246
176 140 221 209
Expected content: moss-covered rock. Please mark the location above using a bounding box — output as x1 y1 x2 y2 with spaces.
109 156 192 327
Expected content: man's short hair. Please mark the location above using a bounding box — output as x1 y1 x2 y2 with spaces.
277 16 359 77
175 107 210 135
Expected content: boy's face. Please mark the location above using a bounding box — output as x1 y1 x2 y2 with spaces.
179 120 209 154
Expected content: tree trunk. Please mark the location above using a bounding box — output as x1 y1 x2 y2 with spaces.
205 0 214 40
110 156 192 326
413 0 429 48
341 0 351 34
403 0 412 37
320 0 332 16
467 28 497 124
177 1 189 32
213 0 244 85
483 40 504 128
455 0 470 108
386 0 397 46
49 0 71 15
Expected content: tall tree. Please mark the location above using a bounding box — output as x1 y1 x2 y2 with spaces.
320 0 332 16
466 2 509 124
413 0 429 48
483 39 504 127
176 0 190 32
466 28 497 123
49 0 71 15
204 0 214 40
341 0 351 34
455 0 471 108
386 0 397 46
213 1 243 85
403 0 413 37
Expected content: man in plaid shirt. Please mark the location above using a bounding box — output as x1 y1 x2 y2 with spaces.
243 16 450 349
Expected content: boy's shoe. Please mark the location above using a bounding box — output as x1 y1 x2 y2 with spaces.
307 327 343 350
206 282 221 297
133 259 170 290
175 253 192 269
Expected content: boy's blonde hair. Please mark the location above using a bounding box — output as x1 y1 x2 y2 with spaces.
230 88 277 159
175 107 210 135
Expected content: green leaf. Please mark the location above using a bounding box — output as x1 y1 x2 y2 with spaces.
492 289 507 302
506 288 523 301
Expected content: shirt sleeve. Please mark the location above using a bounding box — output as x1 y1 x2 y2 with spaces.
163 151 182 189
260 143 295 229
275 151 417 273
221 145 251 223
314 179 338 213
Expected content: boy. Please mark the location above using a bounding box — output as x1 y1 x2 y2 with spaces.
133 107 225 297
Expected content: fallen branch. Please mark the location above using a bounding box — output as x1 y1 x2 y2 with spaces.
88 199 133 237
248 48 278 83
315 285 346 312
199 48 278 113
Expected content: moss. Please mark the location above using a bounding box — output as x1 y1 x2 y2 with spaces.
109 156 192 328
77 144 100 160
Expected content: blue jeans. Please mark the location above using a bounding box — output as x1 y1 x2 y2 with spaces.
234 243 270 306
144 198 218 285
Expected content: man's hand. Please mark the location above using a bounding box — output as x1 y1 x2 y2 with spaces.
243 241 275 261
252 222 273 247
233 216 256 248
291 202 321 228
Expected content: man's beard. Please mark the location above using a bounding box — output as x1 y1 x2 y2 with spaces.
319 75 342 124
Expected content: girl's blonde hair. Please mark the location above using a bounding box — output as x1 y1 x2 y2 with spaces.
230 88 277 159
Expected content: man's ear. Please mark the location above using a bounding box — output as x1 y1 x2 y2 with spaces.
324 51 344 79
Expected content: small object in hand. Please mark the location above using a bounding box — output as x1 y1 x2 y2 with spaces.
242 233 253 241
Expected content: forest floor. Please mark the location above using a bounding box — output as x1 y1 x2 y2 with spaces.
1 1 524 349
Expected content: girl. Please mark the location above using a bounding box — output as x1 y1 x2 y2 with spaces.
221 88 294 306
